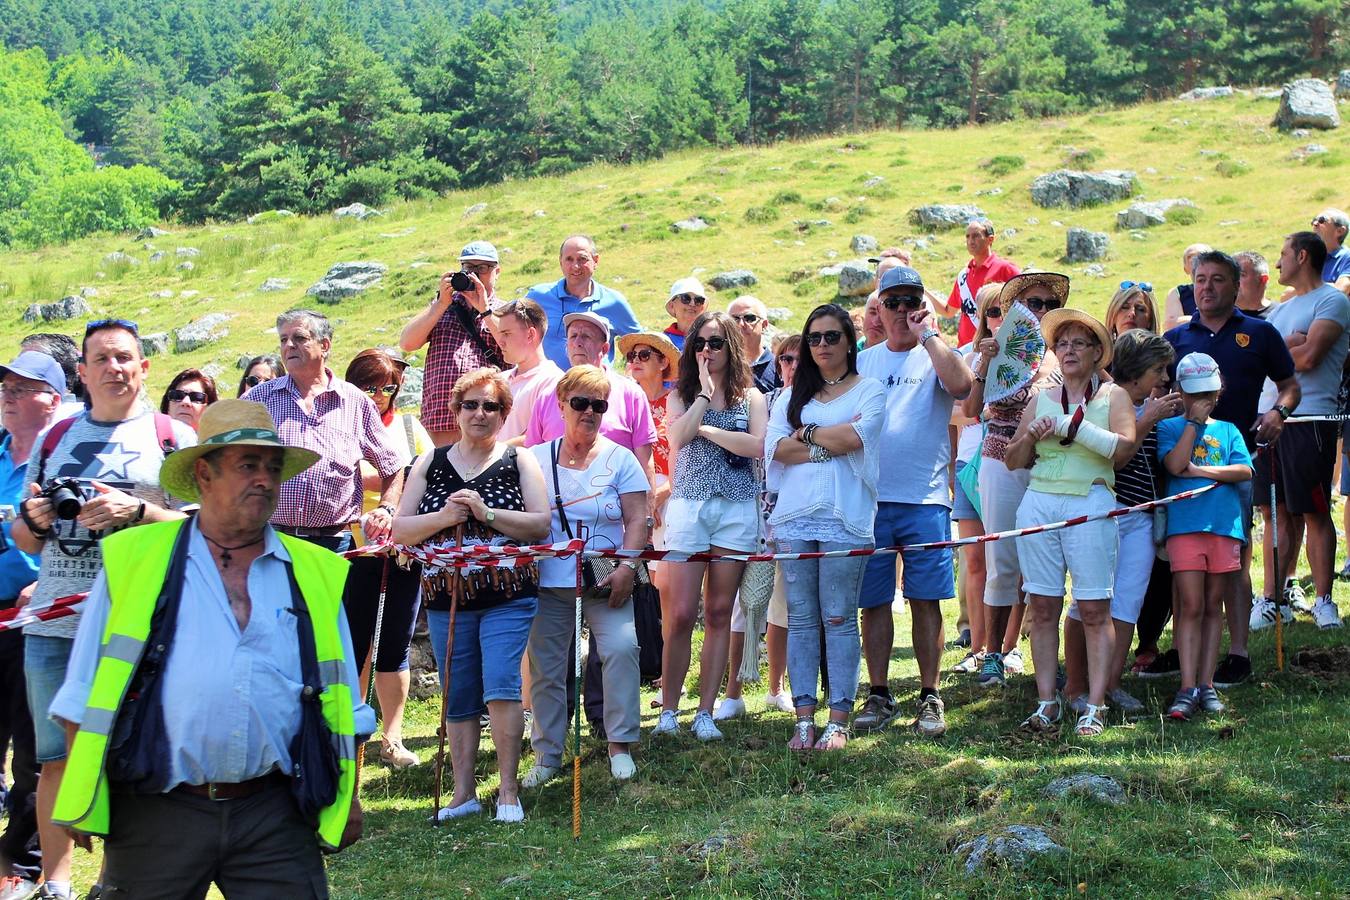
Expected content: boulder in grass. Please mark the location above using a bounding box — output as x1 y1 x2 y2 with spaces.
176 247 199 258
173 313 232 353
1029 170 1137 208
136 226 171 239
1273 79 1340 131
395 365 423 410
306 261 388 303
1116 198 1197 229
139 332 170 357
955 825 1066 875
1044 774 1125 805
333 202 383 220
103 251 140 266
837 260 874 297
462 202 487 219
850 234 880 254
672 216 710 233
259 277 292 292
708 270 758 291
1179 86 1234 101
22 295 91 323
1064 228 1109 263
908 204 986 231
1337 70 1350 99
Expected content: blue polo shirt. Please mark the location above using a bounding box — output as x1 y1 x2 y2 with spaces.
0 433 41 603
1323 246 1350 284
1164 309 1294 450
526 278 642 370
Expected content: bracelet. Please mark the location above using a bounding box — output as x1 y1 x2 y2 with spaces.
134 500 147 523
695 393 712 404
808 443 833 464
802 423 818 446
1275 404 1292 420
18 499 50 539
920 328 941 346
1186 419 1206 431
376 503 396 516
974 374 987 384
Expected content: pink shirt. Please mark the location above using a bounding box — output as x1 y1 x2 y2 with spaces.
499 359 564 442
523 369 657 451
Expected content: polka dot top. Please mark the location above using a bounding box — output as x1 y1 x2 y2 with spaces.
416 445 538 611
671 395 758 502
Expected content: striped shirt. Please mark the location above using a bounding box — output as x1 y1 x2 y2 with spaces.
245 371 404 528
1116 407 1163 507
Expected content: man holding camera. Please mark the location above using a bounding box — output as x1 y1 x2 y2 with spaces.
399 240 505 446
12 319 195 900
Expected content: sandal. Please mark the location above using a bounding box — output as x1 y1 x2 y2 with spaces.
813 720 850 751
1020 695 1063 733
1075 703 1108 737
788 716 816 751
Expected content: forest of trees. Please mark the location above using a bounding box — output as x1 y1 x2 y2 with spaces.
2 0 1347 247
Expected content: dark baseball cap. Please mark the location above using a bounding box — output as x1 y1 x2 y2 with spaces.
878 265 924 294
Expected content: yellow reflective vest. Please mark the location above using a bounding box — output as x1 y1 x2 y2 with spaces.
52 520 357 850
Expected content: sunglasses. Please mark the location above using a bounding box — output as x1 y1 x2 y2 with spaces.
806 330 844 347
568 396 609 414
730 313 761 324
673 294 706 307
777 353 797 366
457 399 503 413
691 336 727 353
881 293 924 311
985 308 1003 320
363 384 399 397
625 348 657 363
85 317 139 336
167 389 208 403
1021 297 1064 312
242 374 266 388
1312 216 1332 226
1119 280 1153 293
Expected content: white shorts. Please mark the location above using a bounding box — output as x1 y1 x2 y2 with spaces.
664 495 759 553
1068 509 1153 624
1015 484 1117 601
730 567 789 633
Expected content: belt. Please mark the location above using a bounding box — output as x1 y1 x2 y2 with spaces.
276 524 350 539
174 772 287 801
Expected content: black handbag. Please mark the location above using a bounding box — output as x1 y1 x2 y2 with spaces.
283 564 342 832
549 439 647 599
631 578 664 683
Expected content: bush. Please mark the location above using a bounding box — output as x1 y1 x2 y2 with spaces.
1165 206 1201 226
1214 159 1251 178
744 205 780 224
772 190 803 205
844 204 870 224
8 165 179 247
983 155 1025 177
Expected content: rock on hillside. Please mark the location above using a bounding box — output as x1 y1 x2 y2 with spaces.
1064 228 1109 262
908 204 986 230
1274 79 1340 130
708 270 757 291
956 825 1065 875
173 313 231 353
1116 199 1197 229
1029 170 1136 208
23 295 91 322
1179 86 1234 101
837 260 874 297
307 261 388 303
334 202 384 220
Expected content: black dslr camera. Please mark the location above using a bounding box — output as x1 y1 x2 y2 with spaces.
41 479 85 520
450 270 475 292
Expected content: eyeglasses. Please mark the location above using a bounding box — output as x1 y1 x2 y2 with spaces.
1053 339 1098 353
1119 280 1153 293
567 396 609 414
242 374 265 388
806 330 845 347
1021 297 1063 312
1312 216 1335 226
625 348 657 363
673 294 706 307
462 262 496 275
691 336 727 353
730 313 761 325
167 389 208 403
0 385 54 399
457 399 503 413
85 318 139 336
985 308 1003 320
363 384 399 397
881 294 924 311
777 354 797 366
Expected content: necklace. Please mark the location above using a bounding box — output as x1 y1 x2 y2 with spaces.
201 531 265 569
822 372 848 386
563 440 592 466
453 443 494 480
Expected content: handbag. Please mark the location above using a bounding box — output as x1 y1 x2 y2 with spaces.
549 439 648 599
631 577 664 683
283 563 342 832
955 422 986 520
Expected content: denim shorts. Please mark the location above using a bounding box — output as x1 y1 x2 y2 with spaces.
428 597 537 722
859 502 955 606
24 634 74 763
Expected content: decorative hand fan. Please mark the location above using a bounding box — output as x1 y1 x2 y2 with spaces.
984 301 1046 404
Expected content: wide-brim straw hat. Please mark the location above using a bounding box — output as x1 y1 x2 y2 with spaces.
615 331 681 374
160 399 320 502
997 272 1071 317
1041 307 1114 370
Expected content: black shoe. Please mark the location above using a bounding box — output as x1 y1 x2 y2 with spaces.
589 719 607 742
954 628 972 648
1212 653 1251 689
1137 647 1180 680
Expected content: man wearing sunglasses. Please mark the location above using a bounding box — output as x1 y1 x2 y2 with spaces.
526 235 641 371
399 240 505 446
948 218 1021 347
1310 208 1350 296
854 267 973 738
662 277 707 351
726 296 779 393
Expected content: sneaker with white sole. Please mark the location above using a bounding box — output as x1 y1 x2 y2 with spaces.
1002 647 1025 675
713 697 746 721
912 694 946 737
520 764 559 789
1312 596 1344 629
764 691 795 713
1107 687 1145 714
652 709 680 735
977 652 1006 688
691 710 724 741
1249 597 1293 631
950 650 984 674
1196 684 1225 714
1285 577 1313 614
0 876 39 900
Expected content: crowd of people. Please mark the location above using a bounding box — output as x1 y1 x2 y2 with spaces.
0 213 1348 896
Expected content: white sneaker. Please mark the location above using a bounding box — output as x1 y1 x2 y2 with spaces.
691 710 724 741
713 697 746 721
1285 578 1313 614
1312 596 1343 629
1003 647 1025 675
652 709 680 735
520 764 559 788
764 691 795 713
1250 597 1294 631
609 752 636 780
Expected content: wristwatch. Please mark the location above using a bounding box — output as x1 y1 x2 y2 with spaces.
484 509 496 524
919 328 941 346
1275 404 1292 420
621 560 640 572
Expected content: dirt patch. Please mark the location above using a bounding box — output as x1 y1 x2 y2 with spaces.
1291 646 1350 677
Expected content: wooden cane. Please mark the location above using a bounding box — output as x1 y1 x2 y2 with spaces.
354 555 391 791
432 525 464 824
572 547 583 840
1270 443 1284 672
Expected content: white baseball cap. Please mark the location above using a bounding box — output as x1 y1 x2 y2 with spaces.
1176 352 1222 393
561 310 611 341
668 277 706 301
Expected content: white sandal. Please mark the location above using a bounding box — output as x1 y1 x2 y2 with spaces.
1020 695 1063 733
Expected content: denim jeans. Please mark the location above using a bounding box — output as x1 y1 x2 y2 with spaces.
428 597 537 722
782 539 870 714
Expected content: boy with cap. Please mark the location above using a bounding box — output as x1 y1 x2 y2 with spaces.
1156 353 1253 721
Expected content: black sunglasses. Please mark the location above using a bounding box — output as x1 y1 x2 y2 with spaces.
730 313 761 324
691 336 727 353
167 389 208 403
806 330 844 347
626 348 657 363
1021 297 1064 312
674 294 705 306
363 384 399 397
568 396 609 414
242 374 265 388
985 308 1003 320
458 399 503 413
777 353 797 366
881 294 924 311
85 317 139 336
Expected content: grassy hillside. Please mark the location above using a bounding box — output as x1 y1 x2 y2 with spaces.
4 91 1343 393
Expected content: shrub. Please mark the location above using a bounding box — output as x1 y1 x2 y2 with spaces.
8 165 179 247
772 190 803 205
1215 159 1251 178
1165 206 1201 226
983 155 1025 176
745 205 780 224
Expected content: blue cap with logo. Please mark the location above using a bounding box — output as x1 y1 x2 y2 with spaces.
878 265 924 293
0 350 67 396
459 241 499 264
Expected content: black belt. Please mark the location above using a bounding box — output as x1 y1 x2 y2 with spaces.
276 524 350 539
174 772 288 801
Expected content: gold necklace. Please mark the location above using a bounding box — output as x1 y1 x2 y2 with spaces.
454 443 493 480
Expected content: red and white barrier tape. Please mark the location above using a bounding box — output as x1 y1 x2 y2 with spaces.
0 591 88 634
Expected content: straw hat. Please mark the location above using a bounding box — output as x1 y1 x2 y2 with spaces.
159 399 320 502
615 331 680 374
997 272 1071 317
1040 307 1114 369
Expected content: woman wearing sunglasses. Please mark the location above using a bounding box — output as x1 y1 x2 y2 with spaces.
765 304 885 750
653 312 767 742
341 349 434 769
395 367 550 821
235 354 284 397
1106 281 1159 338
159 367 218 432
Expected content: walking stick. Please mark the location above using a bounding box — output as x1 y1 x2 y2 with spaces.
432 525 464 824
572 547 583 840
1269 443 1284 672
354 554 391 791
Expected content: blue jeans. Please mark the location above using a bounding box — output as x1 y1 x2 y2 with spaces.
782 539 870 714
427 597 537 722
24 634 73 763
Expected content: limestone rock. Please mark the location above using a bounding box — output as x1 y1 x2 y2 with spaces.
175 247 199 258
149 252 166 263
139 332 170 357
1179 86 1234 101
395 365 423 410
259 278 292 293
176 261 194 271
462 202 487 219
333 202 383 220
672 216 710 233
976 187 1003 197
103 251 140 266
21 295 91 323
903 236 933 251
1292 143 1330 160
1065 228 1109 263
862 175 886 188
1084 263 1107 277
765 306 791 324
1044 773 1125 805
708 270 758 291
908 204 986 231
1029 170 1137 208
306 261 388 303
201 363 225 379
850 234 880 254
1116 198 1198 229
1274 79 1340 131
136 226 171 239
837 260 874 297
1337 70 1350 99
172 313 231 353
955 825 1066 875
79 286 98 298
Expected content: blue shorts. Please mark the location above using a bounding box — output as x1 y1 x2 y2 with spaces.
428 597 537 722
24 634 74 764
860 502 955 606
952 460 980 521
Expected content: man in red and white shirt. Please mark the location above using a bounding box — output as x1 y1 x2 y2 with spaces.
948 219 1021 346
246 309 404 552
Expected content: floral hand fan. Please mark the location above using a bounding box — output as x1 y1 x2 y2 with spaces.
984 301 1046 404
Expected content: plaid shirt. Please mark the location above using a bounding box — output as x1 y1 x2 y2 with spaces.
420 293 504 431
245 371 404 528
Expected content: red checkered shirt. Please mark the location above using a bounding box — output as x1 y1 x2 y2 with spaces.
420 293 504 431
245 371 404 528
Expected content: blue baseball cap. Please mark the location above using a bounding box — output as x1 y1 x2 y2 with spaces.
459 241 499 264
0 350 67 396
878 265 924 294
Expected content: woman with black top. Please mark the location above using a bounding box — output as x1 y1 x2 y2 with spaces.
392 367 550 824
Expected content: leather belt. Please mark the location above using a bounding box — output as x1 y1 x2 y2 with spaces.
276 524 350 539
175 772 287 801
